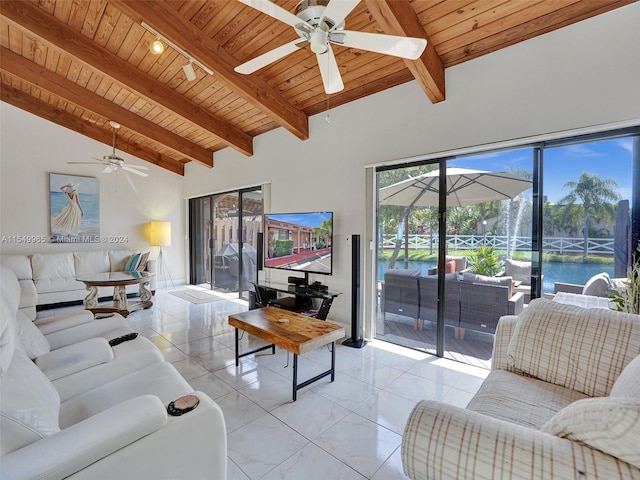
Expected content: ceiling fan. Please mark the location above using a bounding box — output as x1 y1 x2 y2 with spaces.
68 121 149 177
234 0 428 94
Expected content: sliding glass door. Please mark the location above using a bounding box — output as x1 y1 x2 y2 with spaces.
374 127 638 368
189 187 262 299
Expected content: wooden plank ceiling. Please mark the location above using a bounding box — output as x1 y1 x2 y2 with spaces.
0 0 633 176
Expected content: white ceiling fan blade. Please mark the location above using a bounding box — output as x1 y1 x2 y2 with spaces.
321 0 360 28
67 161 103 165
125 164 149 170
122 165 149 177
316 44 343 94
238 0 301 28
336 30 427 59
235 39 306 74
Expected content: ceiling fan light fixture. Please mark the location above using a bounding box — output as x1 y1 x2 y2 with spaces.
182 61 197 81
310 29 328 54
150 39 164 55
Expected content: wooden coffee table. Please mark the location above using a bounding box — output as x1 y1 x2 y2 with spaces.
228 307 345 401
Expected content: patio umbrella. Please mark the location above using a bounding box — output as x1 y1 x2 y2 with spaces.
379 167 532 207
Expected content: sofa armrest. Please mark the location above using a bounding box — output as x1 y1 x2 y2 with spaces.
492 315 518 371
35 337 114 381
1 395 167 480
554 282 583 294
402 400 635 480
507 291 524 315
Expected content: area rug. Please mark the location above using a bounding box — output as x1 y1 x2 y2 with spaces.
169 289 227 304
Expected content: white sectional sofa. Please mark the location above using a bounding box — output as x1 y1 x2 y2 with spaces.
0 265 227 479
402 298 640 480
0 250 156 319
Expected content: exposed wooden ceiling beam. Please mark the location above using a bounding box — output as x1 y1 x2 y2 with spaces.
113 0 309 142
1 83 185 176
0 47 213 168
364 0 445 104
0 1 253 156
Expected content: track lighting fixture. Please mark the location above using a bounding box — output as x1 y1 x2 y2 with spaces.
182 61 197 81
150 39 164 55
141 22 214 78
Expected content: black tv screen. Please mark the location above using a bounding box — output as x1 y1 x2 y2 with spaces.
263 211 333 275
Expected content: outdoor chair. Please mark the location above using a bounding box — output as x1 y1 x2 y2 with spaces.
382 269 421 329
459 280 524 336
417 274 460 333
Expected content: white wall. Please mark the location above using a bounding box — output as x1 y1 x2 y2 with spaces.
0 103 186 285
1 4 638 327
183 3 640 328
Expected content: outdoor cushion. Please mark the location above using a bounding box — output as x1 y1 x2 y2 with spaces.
507 299 640 397
444 260 456 274
582 272 611 297
610 355 640 398
462 272 513 297
504 258 531 285
541 397 640 469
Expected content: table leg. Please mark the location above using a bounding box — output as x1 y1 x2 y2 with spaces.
139 281 152 303
235 328 239 367
331 341 335 381
113 285 128 310
84 285 98 309
293 354 298 401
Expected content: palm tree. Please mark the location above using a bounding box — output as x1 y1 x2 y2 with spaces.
557 172 620 257
313 219 332 248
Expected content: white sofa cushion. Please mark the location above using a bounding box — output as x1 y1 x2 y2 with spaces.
610 355 640 398
109 250 136 272
15 310 50 359
541 397 640 469
507 299 640 397
74 251 110 275
31 252 77 294
0 348 61 454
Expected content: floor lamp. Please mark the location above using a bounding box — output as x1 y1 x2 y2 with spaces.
150 221 174 291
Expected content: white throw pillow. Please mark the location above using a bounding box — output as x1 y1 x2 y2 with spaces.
15 310 50 359
504 258 531 285
582 272 611 297
611 355 640 398
541 397 640 469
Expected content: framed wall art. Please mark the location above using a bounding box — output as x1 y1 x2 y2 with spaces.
49 173 100 243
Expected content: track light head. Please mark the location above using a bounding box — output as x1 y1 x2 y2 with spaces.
150 39 164 55
182 62 197 81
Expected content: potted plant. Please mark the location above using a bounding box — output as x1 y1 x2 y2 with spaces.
610 245 640 315
467 246 503 277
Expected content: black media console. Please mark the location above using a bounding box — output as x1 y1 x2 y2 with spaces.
250 279 341 320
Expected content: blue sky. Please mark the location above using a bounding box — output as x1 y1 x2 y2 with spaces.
451 137 634 204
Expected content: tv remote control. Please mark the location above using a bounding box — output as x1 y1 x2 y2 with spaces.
108 332 138 346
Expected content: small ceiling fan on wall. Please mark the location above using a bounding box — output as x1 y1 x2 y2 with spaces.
234 0 428 94
68 121 149 177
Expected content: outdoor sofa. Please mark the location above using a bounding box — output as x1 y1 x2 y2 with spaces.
382 268 524 336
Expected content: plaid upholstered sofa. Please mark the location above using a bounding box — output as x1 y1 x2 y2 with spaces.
402 298 640 479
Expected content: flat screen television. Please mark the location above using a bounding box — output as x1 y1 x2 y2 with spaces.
263 211 333 278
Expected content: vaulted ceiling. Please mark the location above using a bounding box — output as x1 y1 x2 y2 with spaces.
0 0 633 176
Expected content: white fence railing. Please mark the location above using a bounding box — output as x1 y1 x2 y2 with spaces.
380 235 615 255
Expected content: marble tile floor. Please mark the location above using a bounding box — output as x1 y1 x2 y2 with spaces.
38 291 490 480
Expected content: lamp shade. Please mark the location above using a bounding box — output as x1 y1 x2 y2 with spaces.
149 221 171 247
